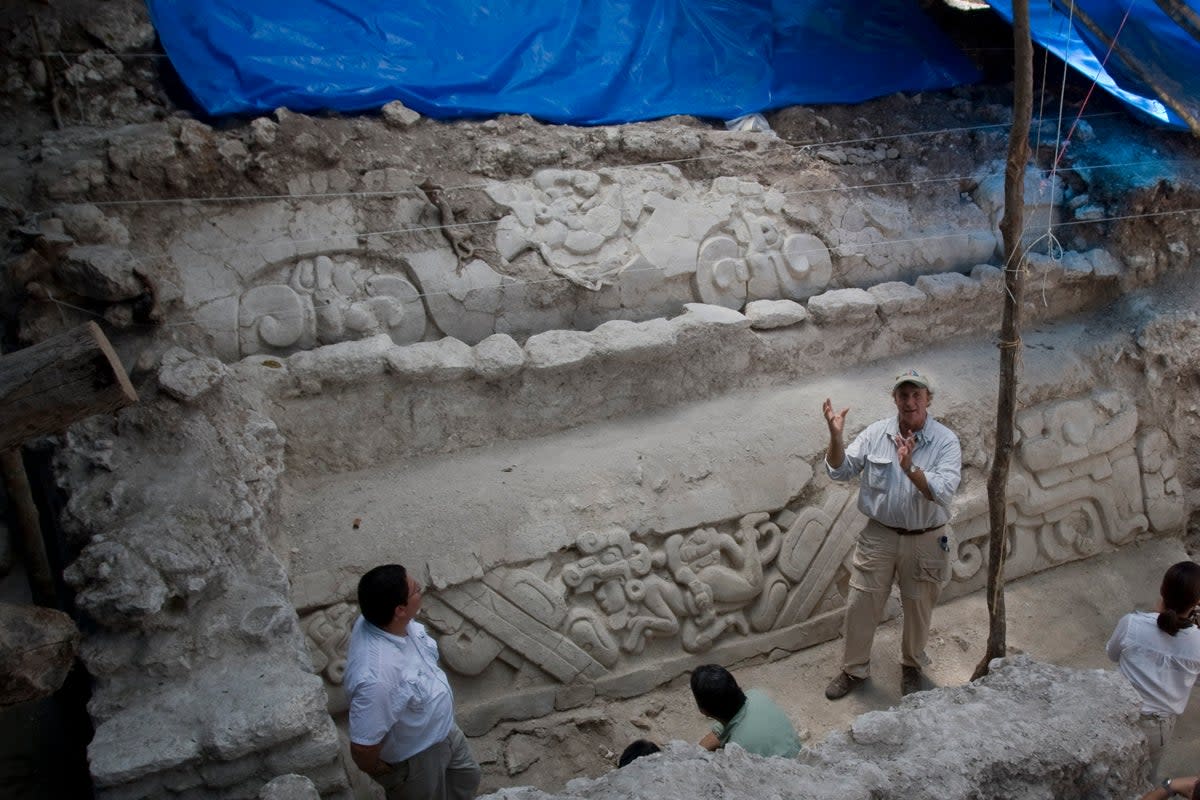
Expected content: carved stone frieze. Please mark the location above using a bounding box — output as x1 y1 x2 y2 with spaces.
301 388 1180 734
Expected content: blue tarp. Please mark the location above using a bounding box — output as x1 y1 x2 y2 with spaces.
146 0 980 124
986 0 1195 132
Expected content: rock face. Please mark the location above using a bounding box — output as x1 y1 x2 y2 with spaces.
480 658 1146 800
0 604 80 706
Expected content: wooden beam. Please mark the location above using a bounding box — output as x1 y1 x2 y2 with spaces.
0 322 137 452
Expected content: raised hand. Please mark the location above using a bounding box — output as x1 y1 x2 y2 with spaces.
893 432 916 467
823 398 849 437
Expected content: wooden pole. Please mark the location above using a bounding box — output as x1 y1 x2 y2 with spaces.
0 322 137 608
973 0 1033 681
0 451 55 607
0 321 137 452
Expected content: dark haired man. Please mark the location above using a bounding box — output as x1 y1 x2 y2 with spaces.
822 369 962 700
344 564 480 800
617 739 661 768
690 664 801 758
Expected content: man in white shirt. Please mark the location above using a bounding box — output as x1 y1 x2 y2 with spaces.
344 564 481 800
821 369 962 700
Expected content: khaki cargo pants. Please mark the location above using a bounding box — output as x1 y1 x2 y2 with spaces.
374 725 481 800
841 518 951 678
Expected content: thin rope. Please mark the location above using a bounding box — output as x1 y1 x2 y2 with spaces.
1051 0 1137 174
34 152 1196 220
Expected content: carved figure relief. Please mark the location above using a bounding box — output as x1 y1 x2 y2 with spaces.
696 218 832 309
486 168 832 307
206 255 427 360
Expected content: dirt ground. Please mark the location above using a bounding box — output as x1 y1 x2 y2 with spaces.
474 534 1200 795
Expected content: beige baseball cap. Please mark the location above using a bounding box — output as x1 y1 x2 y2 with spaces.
892 368 932 392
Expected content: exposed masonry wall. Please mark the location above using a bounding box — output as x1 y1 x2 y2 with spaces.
50 237 1198 798
281 309 1186 737
8 98 1196 800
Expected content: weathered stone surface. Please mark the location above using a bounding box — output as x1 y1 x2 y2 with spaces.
259 774 320 800
83 3 156 51
287 334 393 385
385 338 475 381
525 329 595 370
867 281 925 315
481 658 1143 800
473 334 527 381
382 100 421 128
672 302 751 330
590 318 677 356
55 244 144 301
806 288 877 325
159 347 229 402
745 299 808 329
0 603 80 706
915 271 980 305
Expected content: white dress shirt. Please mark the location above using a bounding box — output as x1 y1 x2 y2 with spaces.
1107 611 1200 716
344 617 455 762
826 414 961 530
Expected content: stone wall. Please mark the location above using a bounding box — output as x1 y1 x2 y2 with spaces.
4 31 1199 796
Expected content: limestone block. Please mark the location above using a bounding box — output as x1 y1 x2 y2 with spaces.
381 100 421 128
1086 249 1122 278
915 272 980 306
250 118 278 147
866 282 925 316
264 721 340 774
473 334 527 381
1137 429 1187 532
0 603 80 706
385 338 475 382
970 264 1003 288
55 245 144 301
90 709 204 786
158 347 229 402
745 299 808 329
64 539 170 625
208 672 330 761
260 774 320 800
806 289 877 325
200 754 263 789
672 303 751 331
525 330 595 370
286 335 393 385
83 2 156 50
162 766 204 792
591 318 677 357
55 203 130 246
620 127 702 161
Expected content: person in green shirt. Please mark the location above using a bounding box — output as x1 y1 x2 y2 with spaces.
691 664 802 758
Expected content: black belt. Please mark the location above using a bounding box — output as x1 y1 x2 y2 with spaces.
882 523 945 536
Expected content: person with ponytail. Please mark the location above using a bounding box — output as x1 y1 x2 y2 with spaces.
1107 560 1200 781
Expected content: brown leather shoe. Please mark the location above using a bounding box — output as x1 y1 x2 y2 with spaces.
824 671 865 700
901 665 925 696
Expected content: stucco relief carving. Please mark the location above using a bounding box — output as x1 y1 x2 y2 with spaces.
486 168 833 306
203 255 427 360
949 389 1155 588
300 389 1182 732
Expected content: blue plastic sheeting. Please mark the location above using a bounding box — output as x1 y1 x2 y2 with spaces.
986 0 1191 131
146 0 980 124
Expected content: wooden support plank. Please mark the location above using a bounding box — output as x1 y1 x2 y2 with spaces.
0 322 137 451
